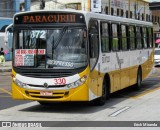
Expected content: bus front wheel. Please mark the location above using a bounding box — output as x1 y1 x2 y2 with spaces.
93 79 107 106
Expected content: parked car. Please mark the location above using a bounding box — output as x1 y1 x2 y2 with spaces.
154 48 160 66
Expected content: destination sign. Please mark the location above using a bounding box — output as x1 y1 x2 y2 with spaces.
14 12 85 24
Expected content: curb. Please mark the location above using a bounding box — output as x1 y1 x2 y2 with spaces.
0 68 12 72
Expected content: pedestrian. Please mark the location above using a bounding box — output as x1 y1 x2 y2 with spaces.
0 48 5 66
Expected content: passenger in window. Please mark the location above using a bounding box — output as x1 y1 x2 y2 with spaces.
0 48 5 66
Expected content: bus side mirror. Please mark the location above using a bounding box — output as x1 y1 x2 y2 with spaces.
4 24 13 47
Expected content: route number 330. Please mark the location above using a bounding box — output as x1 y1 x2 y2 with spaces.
54 78 66 85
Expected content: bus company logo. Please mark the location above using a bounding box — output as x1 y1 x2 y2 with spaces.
2 122 11 127
43 83 48 88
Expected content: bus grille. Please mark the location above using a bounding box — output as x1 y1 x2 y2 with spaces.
25 90 69 99
19 72 73 78
27 84 66 88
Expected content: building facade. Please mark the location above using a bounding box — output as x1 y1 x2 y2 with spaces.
0 0 31 32
0 0 30 60
149 2 160 47
0 0 160 60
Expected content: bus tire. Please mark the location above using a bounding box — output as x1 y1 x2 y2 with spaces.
134 68 142 90
38 101 52 106
93 79 107 106
105 75 110 100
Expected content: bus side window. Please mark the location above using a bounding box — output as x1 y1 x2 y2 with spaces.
100 22 110 52
129 25 135 50
89 34 98 58
136 26 142 49
89 20 99 58
147 27 153 48
89 20 99 71
121 25 127 50
111 23 119 51
143 27 148 49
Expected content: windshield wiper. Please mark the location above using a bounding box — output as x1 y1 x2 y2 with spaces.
53 26 68 49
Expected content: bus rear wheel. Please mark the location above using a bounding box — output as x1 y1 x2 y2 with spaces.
134 68 142 90
93 79 107 106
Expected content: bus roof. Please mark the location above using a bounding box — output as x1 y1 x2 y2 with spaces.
14 9 153 27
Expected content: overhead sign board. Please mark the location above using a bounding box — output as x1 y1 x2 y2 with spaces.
91 0 102 13
14 12 85 24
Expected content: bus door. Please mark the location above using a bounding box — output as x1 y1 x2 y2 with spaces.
88 20 100 99
111 23 121 92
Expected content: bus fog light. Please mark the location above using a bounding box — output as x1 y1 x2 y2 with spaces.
13 77 27 88
66 75 87 89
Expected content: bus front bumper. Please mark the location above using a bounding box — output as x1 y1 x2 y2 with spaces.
12 82 89 102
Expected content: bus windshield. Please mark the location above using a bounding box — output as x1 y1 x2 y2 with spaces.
13 27 88 69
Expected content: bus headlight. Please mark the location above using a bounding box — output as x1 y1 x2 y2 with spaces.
66 75 87 89
13 77 27 88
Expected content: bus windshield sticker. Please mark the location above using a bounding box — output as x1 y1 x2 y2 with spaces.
15 49 45 55
15 49 45 66
47 59 74 68
15 54 34 66
24 55 34 66
31 30 46 39
15 55 23 66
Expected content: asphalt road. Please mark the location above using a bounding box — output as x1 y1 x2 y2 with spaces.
0 68 160 130
0 68 160 110
0 72 30 110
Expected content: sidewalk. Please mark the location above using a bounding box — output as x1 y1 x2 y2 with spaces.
0 61 12 72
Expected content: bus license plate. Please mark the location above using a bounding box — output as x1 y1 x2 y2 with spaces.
40 91 52 96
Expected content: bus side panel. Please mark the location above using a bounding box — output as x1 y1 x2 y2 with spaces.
113 72 121 92
88 68 102 100
141 50 149 80
107 71 120 93
120 68 130 89
142 49 154 80
129 66 138 86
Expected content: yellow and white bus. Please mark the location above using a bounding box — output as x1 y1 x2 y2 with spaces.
11 10 154 106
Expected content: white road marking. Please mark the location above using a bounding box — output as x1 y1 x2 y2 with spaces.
109 106 130 117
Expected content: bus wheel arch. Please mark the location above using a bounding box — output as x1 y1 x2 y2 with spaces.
92 73 110 106
104 73 110 100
